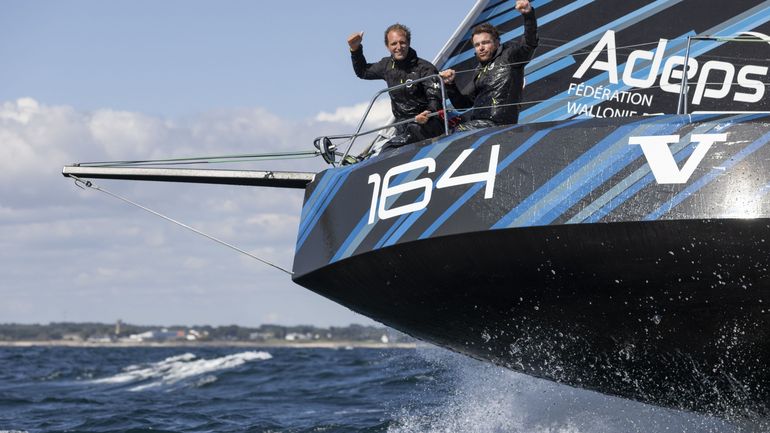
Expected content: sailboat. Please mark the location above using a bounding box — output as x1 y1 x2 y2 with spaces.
64 0 770 420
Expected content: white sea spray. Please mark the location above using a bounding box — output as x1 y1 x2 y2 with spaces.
91 351 271 391
388 346 749 433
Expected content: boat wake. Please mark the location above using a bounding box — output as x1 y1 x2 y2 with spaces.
389 347 766 433
90 351 272 391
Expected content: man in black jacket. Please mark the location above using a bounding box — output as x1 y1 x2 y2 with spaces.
440 0 538 130
348 24 444 152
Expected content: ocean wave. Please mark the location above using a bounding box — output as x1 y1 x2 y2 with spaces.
91 351 272 391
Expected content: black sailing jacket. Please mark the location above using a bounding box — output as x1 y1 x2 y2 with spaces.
351 47 442 121
447 8 538 125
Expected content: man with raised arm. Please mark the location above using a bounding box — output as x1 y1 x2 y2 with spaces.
348 24 444 153
440 0 538 130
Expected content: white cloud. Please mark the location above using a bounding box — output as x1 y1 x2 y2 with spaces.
88 109 169 159
315 98 393 128
246 213 299 232
182 256 209 270
0 98 375 327
142 230 167 248
313 99 396 155
0 97 40 123
0 99 88 179
73 266 146 287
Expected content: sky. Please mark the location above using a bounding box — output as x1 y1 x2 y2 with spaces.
0 1 472 327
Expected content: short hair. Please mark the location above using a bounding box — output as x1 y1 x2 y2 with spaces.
384 23 411 45
472 23 500 42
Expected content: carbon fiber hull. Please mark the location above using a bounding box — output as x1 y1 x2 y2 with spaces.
293 114 770 417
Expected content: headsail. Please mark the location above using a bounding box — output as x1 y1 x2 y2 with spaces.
436 0 770 123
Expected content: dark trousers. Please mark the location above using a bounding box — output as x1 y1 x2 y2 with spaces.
454 118 498 132
380 117 445 153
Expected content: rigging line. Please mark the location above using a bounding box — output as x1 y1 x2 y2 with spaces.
334 76 770 144
536 40 665 55
77 150 321 167
680 53 770 64
341 78 770 146
537 37 674 46
533 47 770 65
535 44 666 59
447 40 673 75
91 153 320 168
447 35 769 76
713 36 770 42
69 175 294 276
433 79 770 115
529 48 770 64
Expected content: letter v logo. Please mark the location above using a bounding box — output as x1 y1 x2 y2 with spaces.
629 133 728 184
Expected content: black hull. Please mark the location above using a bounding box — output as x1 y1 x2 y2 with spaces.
293 0 770 419
296 218 770 417
293 114 770 417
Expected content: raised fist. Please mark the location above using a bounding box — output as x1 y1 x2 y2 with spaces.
515 0 532 14
347 31 364 51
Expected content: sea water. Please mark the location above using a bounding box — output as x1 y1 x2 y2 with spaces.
0 345 765 432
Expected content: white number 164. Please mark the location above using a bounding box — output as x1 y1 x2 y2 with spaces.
367 145 500 224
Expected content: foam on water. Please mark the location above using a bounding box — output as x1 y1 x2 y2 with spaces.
91 351 271 391
389 347 759 433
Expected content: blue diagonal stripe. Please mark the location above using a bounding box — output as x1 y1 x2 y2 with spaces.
298 170 347 241
420 119 587 239
382 124 523 247
577 113 768 223
645 129 770 221
523 0 682 74
330 131 477 263
296 169 351 250
522 2 770 123
299 170 334 230
530 122 685 225
476 1 516 23
521 31 695 123
372 132 480 250
526 56 575 84
492 116 671 229
444 0 593 68
457 0 556 45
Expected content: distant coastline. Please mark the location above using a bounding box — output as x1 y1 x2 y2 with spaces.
0 340 417 349
0 322 419 349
